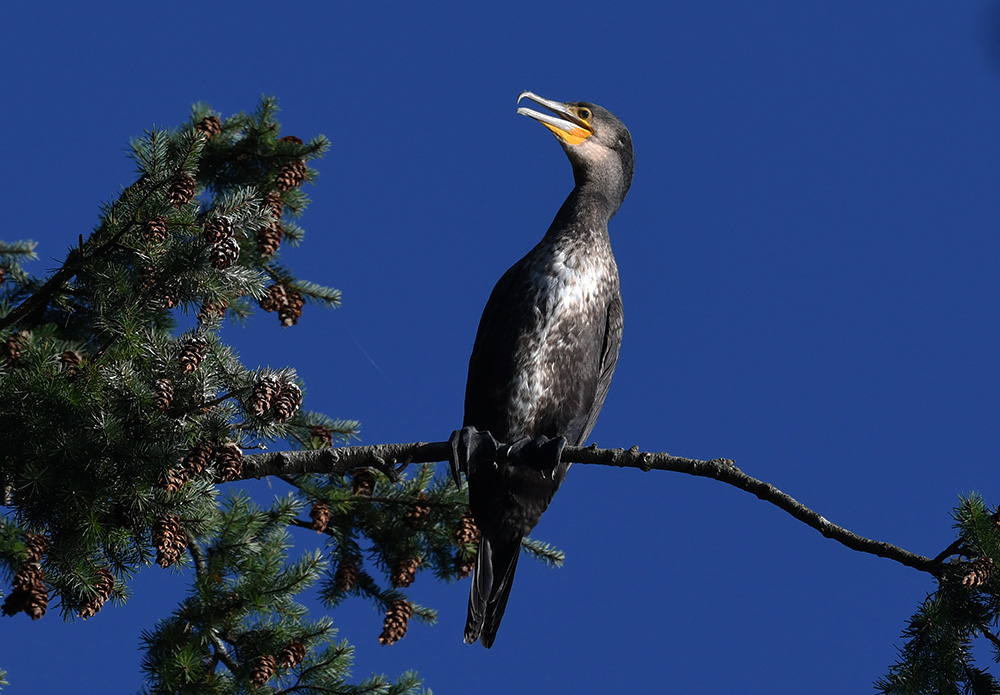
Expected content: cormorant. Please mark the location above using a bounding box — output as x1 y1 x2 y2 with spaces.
450 91 633 648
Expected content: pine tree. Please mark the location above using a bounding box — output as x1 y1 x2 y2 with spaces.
0 98 557 693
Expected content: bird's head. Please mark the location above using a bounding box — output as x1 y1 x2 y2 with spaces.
516 91 634 211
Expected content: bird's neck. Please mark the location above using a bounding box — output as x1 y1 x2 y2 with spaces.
545 182 620 242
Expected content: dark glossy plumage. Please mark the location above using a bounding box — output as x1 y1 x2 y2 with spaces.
459 94 633 647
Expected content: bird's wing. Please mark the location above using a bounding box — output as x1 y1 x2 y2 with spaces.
577 294 623 444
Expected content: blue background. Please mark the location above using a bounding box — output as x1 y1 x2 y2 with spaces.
3 2 1000 693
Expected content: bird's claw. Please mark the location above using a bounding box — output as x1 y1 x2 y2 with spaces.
502 435 567 479
449 426 500 487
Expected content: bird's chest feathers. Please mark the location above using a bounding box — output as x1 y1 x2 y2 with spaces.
505 245 614 433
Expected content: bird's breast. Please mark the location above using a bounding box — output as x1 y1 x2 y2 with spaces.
503 242 618 441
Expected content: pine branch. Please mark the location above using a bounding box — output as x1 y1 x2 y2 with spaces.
240 441 939 574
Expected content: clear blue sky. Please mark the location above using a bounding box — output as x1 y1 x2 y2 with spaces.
3 2 1000 693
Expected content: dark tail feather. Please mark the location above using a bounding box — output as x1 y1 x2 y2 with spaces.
464 536 521 648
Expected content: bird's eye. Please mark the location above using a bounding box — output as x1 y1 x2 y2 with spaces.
578 108 591 120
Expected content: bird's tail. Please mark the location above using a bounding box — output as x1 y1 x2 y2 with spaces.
464 535 521 648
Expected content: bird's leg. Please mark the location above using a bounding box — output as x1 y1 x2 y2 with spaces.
502 435 567 480
448 426 500 487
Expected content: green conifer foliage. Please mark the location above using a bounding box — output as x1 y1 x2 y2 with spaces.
1 98 537 693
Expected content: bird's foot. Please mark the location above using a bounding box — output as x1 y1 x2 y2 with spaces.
448 426 500 487
501 435 567 480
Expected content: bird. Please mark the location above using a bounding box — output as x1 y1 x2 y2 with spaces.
450 91 633 648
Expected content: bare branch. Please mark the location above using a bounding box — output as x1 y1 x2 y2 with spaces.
240 441 940 575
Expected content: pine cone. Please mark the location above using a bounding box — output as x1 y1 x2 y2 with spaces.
963 557 995 588
275 159 308 191
259 284 287 314
454 509 480 546
256 221 283 257
209 236 241 270
77 568 114 619
405 493 432 528
179 335 208 374
455 556 476 580
216 441 243 482
1 563 48 619
24 533 48 563
195 115 222 138
153 377 173 412
168 173 197 208
278 640 307 669
309 500 331 533
180 442 214 479
250 654 277 686
334 556 359 592
142 215 170 244
280 135 304 145
197 301 228 325
351 471 375 497
378 600 413 646
248 375 280 416
0 266 6 284
262 192 283 218
278 289 305 327
203 215 233 244
271 382 302 421
153 515 187 568
2 331 29 363
311 425 333 448
391 557 422 588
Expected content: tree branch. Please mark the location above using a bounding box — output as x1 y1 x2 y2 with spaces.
240 441 940 575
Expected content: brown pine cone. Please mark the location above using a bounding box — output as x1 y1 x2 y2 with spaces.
262 192 283 218
378 600 413 646
168 173 197 208
454 509 481 546
311 425 333 448
248 375 280 416
209 236 241 270
256 221 283 257
179 335 208 374
78 568 115 619
250 654 277 686
278 640 307 669
271 382 302 421
391 557 422 588
277 289 304 327
334 556 359 592
963 557 995 588
259 284 287 314
456 556 476 579
179 442 214 479
153 515 187 568
203 215 233 244
197 302 228 325
153 377 173 412
24 533 48 563
405 493 432 528
309 500 331 533
2 331 29 363
351 471 375 497
1 563 48 619
275 159 308 191
280 135 304 145
216 441 243 482
142 215 170 244
195 115 222 138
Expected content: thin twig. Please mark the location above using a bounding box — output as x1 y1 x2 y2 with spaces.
241 441 939 575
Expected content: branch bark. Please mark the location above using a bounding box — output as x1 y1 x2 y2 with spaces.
240 441 940 575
